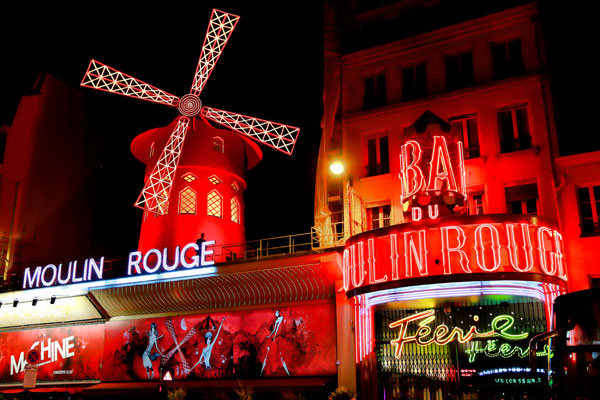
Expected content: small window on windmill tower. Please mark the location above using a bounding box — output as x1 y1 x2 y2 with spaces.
208 175 222 185
213 137 224 153
182 172 197 183
149 142 155 158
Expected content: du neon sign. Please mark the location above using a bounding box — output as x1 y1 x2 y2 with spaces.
389 309 527 359
342 215 567 292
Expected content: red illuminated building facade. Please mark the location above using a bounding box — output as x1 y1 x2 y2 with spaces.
1 2 600 400
314 1 600 398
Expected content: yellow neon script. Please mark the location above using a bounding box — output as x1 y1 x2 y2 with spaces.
389 310 528 359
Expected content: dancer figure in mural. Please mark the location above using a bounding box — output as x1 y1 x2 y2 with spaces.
143 322 163 380
260 310 290 376
191 317 226 370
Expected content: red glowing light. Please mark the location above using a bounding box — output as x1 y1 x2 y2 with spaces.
81 9 301 215
342 216 568 293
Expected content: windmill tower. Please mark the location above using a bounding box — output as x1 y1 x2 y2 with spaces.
82 9 299 254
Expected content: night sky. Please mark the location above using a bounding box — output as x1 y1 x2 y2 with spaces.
0 1 596 259
1 3 324 257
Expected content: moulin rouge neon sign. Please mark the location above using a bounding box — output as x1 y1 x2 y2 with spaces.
342 216 567 292
22 240 215 289
389 310 528 359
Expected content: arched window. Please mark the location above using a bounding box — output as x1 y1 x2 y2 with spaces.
213 136 224 153
231 197 240 223
179 187 196 214
207 190 222 217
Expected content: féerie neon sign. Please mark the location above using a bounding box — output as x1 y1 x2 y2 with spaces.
389 310 527 358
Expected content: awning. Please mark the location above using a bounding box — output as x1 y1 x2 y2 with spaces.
89 253 337 317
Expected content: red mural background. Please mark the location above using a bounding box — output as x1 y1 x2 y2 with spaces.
103 303 336 381
0 324 104 382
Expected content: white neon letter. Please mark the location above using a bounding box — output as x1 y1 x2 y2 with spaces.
201 240 215 266
41 264 58 287
404 230 428 277
180 242 199 268
440 226 470 274
127 251 142 275
400 140 425 200
23 266 42 289
506 224 534 272
474 224 501 272
427 136 458 192
88 257 104 280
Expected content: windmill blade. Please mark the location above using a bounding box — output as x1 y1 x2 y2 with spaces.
201 107 299 155
190 9 240 96
82 59 179 107
135 116 190 215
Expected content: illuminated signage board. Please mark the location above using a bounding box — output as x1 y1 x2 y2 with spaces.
343 215 567 293
22 240 216 290
399 131 467 221
388 309 526 359
127 240 214 276
23 258 104 289
0 324 104 382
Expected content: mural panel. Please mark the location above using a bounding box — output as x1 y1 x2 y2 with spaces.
103 303 336 381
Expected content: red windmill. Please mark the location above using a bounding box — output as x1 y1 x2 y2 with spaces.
82 9 300 254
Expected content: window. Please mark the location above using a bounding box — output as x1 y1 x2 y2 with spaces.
208 175 221 185
182 172 197 182
213 136 224 153
368 205 391 229
498 105 531 152
149 142 155 159
363 74 386 110
506 183 538 216
207 190 222 218
402 64 427 101
231 182 239 192
577 185 600 235
445 52 474 91
450 114 479 159
231 197 240 223
179 187 196 214
365 135 389 176
492 39 524 80
468 191 485 215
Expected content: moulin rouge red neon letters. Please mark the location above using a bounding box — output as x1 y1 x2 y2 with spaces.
342 219 567 292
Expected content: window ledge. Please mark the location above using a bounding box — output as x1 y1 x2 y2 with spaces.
580 232 600 238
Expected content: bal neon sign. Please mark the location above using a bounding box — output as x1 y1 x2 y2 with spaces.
389 309 527 359
399 133 467 221
342 216 567 292
400 136 466 202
